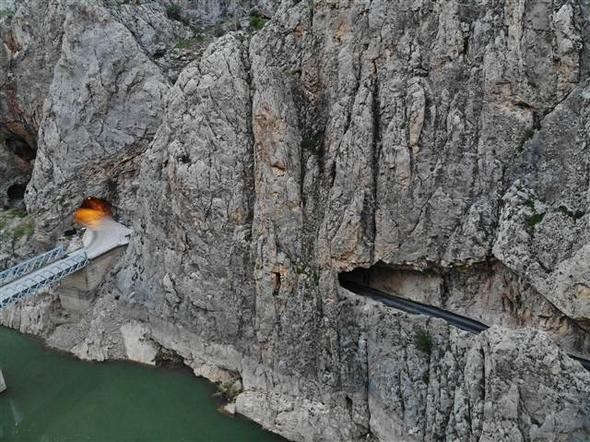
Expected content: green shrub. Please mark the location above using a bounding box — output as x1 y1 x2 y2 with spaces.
218 379 242 402
175 39 190 49
175 33 205 50
0 209 27 231
526 212 545 228
190 26 205 41
5 208 27 219
415 329 433 355
166 4 182 22
249 12 266 31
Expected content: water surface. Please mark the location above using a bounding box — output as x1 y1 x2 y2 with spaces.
0 326 282 442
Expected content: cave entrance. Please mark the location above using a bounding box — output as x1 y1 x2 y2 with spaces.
74 197 114 228
7 183 26 202
1 131 36 209
339 263 444 305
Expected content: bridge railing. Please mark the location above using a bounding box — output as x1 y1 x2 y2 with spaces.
0 246 67 287
0 253 89 309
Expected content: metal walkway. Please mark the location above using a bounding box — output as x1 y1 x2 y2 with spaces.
0 217 131 310
0 253 89 309
0 246 66 286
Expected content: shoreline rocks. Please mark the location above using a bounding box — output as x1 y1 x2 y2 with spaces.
0 368 6 394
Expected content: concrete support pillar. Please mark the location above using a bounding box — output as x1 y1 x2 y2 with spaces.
59 247 125 313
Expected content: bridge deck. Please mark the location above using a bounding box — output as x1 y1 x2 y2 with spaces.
0 246 66 286
0 253 88 309
0 218 131 310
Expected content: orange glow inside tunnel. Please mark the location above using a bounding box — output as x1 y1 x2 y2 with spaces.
74 197 113 229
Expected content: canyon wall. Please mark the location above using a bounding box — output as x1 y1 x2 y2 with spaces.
1 0 590 440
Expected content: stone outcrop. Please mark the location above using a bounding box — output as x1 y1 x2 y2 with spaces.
347 261 590 356
0 368 6 394
1 0 590 441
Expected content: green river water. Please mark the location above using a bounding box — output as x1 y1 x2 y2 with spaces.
0 326 283 442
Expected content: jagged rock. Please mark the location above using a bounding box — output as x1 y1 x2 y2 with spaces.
120 322 158 365
164 0 277 27
359 296 590 441
24 1 170 237
223 402 236 415
1 1 590 441
0 368 6 394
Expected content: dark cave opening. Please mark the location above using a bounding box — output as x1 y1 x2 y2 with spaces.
338 263 445 305
338 266 373 287
6 183 27 202
1 132 36 209
4 133 36 161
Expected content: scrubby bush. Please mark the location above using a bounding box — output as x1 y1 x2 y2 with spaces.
166 4 182 22
249 12 266 31
415 329 433 355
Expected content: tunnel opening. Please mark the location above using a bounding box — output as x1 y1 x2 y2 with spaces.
339 262 590 356
77 197 113 214
74 197 114 229
338 266 372 287
340 262 493 312
338 263 438 295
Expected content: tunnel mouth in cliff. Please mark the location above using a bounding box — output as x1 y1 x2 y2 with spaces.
338 262 425 294
74 197 113 228
339 262 590 356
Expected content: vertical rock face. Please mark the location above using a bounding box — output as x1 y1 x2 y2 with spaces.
358 301 590 442
116 33 256 355
1 0 590 440
25 1 171 236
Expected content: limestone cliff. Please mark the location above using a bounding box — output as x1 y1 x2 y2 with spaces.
1 0 590 440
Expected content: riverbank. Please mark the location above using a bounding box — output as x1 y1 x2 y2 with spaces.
0 326 283 441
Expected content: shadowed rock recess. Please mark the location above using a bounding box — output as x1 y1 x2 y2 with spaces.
1 0 590 440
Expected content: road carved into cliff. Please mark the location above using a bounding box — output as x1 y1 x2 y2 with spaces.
341 280 590 372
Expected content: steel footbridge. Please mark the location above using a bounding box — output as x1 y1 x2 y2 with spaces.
0 218 131 310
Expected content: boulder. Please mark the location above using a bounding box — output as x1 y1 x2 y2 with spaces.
0 368 6 394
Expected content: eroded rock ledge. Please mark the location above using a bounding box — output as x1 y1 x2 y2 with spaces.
2 0 590 440
2 287 589 441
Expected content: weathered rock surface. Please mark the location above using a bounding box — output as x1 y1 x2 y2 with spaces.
0 368 6 394
358 300 590 442
1 0 590 440
25 1 170 238
357 261 590 356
